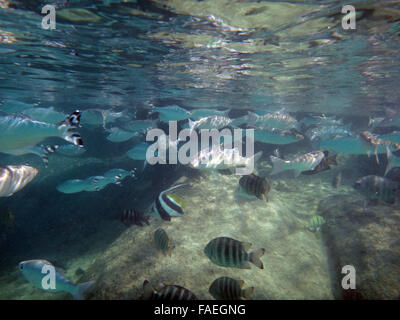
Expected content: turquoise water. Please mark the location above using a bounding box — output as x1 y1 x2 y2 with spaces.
1 0 400 300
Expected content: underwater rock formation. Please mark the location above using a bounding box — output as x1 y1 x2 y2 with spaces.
318 194 400 300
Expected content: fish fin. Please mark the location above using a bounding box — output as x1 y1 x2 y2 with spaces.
241 242 252 251
293 169 302 178
249 248 265 269
247 111 258 126
58 110 84 147
385 147 394 176
269 155 285 175
237 280 245 288
73 280 95 300
140 280 156 300
252 151 263 164
188 118 195 133
242 262 252 269
241 287 254 300
375 147 380 164
161 183 188 195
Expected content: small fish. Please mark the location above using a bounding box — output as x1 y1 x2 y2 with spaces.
103 168 136 181
152 105 191 122
18 259 94 300
154 228 174 254
120 209 149 227
3 144 58 167
301 114 343 128
140 280 197 300
209 277 254 300
56 175 119 194
152 184 186 221
204 237 265 269
385 149 400 176
106 127 140 142
317 136 387 155
121 119 157 133
21 107 67 124
308 215 326 232
359 131 400 164
0 110 83 154
305 125 352 141
190 108 230 120
253 129 304 145
56 144 86 157
0 165 38 197
302 151 338 175
126 142 151 161
190 147 262 172
188 116 232 132
332 171 342 188
238 174 270 200
247 111 298 130
81 109 130 127
270 151 325 178
354 175 400 204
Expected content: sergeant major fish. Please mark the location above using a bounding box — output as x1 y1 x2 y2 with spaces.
270 151 325 177
140 280 197 300
354 175 400 204
0 110 83 155
204 237 265 269
209 277 254 300
237 173 270 200
18 259 94 300
154 228 174 255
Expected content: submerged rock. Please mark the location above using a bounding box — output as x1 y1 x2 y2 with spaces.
318 194 400 299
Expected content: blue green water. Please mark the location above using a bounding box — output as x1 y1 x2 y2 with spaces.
1 0 400 300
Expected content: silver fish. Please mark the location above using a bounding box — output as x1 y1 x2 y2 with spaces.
18 259 94 300
253 128 304 145
152 105 191 122
188 116 232 132
0 165 38 197
0 110 83 154
21 107 67 124
270 151 325 177
189 147 262 173
190 108 230 120
247 111 298 130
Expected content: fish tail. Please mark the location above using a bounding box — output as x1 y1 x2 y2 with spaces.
249 248 265 269
385 147 393 176
269 155 284 176
58 110 83 147
73 280 95 300
241 287 254 300
39 145 59 167
161 183 187 195
140 280 156 300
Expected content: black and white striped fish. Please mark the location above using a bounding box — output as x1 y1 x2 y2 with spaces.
154 228 174 254
209 277 254 300
152 184 186 221
120 209 149 227
0 110 83 156
238 174 270 200
140 280 197 300
354 175 400 204
204 237 265 269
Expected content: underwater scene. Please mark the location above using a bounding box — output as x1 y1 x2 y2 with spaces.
1 0 400 300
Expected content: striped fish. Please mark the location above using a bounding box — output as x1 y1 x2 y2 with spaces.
209 277 254 300
308 215 326 232
0 165 38 197
238 174 270 200
0 110 83 155
152 184 186 221
18 259 94 300
140 280 197 300
204 237 265 269
359 131 400 164
120 209 149 227
354 175 400 204
154 228 173 254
